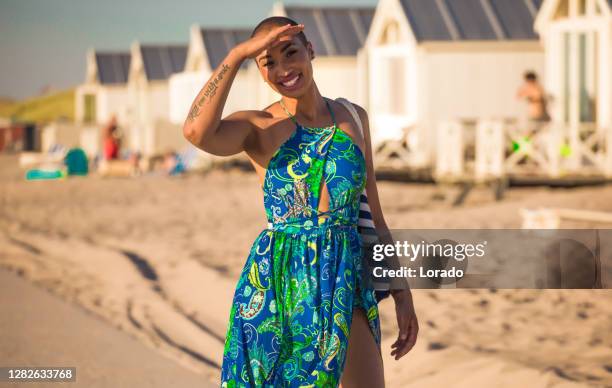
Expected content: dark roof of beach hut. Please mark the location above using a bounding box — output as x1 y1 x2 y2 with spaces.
284 6 375 56
139 45 188 81
199 28 251 69
398 0 544 41
95 52 131 85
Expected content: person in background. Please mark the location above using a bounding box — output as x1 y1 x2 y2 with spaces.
128 150 143 177
162 150 185 176
516 71 551 130
102 115 121 160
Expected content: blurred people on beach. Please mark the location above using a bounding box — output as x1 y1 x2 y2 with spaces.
516 71 550 132
128 151 143 177
162 150 185 176
102 115 121 161
97 115 143 177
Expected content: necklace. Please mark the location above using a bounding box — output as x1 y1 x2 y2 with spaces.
279 99 334 130
278 99 294 119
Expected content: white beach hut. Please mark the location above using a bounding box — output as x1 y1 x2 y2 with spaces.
127 42 188 156
535 0 611 129
168 26 253 125
361 0 545 168
72 50 131 156
75 50 131 126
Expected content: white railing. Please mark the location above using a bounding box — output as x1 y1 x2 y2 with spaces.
434 119 612 182
372 123 432 170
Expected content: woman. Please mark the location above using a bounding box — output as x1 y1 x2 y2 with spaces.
183 17 418 387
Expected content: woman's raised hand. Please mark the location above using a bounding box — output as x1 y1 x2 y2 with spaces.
236 24 305 60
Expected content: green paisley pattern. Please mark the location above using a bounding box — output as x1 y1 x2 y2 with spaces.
221 99 381 387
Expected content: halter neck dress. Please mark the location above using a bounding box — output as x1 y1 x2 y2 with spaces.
221 98 381 387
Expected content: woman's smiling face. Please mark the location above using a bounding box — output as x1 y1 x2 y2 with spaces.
254 35 314 98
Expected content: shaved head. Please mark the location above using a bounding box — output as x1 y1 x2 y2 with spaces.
251 16 308 47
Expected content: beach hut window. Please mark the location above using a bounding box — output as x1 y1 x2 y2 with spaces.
554 0 569 19
561 30 598 124
380 21 400 45
578 0 587 15
578 33 588 121
563 32 570 123
193 57 202 71
84 94 96 124
578 32 597 123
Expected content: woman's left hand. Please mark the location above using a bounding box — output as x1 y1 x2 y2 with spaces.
390 289 418 360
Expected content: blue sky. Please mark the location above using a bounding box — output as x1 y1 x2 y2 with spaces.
0 0 377 100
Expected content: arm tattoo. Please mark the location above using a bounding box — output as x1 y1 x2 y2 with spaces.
187 63 231 122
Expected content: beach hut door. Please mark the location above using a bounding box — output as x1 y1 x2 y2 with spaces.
371 51 408 117
370 47 411 143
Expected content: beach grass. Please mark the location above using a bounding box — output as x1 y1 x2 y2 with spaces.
0 97 17 117
2 88 75 123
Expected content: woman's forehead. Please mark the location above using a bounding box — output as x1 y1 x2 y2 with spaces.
256 36 302 59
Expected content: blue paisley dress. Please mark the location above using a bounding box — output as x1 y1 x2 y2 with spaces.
220 98 381 387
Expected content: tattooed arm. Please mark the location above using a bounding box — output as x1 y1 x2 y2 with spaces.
182 23 304 156
182 48 252 156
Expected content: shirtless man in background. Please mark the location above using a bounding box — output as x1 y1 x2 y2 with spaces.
516 71 550 130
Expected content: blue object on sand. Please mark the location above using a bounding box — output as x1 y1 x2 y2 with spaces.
26 169 66 180
169 158 186 176
64 148 89 176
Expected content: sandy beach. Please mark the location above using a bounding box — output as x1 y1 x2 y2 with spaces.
0 268 214 388
1 153 611 387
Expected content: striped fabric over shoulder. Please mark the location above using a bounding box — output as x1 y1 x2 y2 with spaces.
358 193 377 243
335 97 391 301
